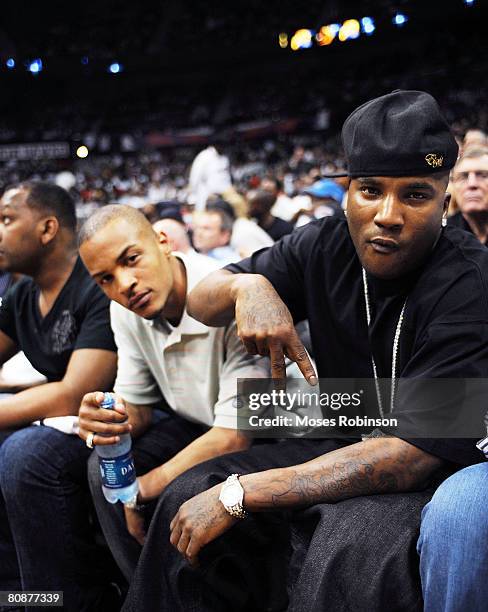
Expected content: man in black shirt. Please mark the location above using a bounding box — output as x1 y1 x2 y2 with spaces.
122 92 488 612
247 189 294 241
0 182 118 611
448 147 488 245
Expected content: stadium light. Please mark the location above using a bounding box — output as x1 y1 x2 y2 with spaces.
6 58 15 69
279 33 288 48
339 19 360 41
361 17 375 35
393 13 408 26
329 24 340 37
28 59 43 74
316 25 338 46
76 145 89 159
108 62 123 74
290 29 313 51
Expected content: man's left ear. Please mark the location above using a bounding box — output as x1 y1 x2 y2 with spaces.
39 217 59 245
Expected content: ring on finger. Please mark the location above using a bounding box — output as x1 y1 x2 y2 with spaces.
86 431 95 449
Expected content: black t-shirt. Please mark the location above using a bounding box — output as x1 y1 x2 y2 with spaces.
447 211 488 246
265 217 295 242
226 217 488 466
0 257 117 382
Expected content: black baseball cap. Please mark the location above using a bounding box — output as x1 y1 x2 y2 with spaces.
327 90 458 178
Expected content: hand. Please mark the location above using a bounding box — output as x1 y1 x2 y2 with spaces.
137 468 169 504
123 505 146 546
235 276 317 384
78 391 131 446
169 485 237 566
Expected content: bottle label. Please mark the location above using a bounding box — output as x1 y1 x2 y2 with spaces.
99 451 137 489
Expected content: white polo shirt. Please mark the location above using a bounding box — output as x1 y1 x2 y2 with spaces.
111 253 268 429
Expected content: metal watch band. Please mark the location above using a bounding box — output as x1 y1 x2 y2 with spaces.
123 495 146 512
220 474 247 519
226 502 247 519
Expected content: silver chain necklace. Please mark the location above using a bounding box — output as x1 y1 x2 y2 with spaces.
362 268 407 417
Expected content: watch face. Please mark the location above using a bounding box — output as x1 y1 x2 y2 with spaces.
220 481 242 506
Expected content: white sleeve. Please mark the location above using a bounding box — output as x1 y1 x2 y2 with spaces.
212 320 270 429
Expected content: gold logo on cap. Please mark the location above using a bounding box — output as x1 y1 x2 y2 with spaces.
425 153 444 168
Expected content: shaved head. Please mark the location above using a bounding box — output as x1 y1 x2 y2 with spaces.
78 204 155 247
153 218 191 253
78 204 181 320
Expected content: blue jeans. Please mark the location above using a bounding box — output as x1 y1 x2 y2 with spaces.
418 462 488 612
0 426 118 612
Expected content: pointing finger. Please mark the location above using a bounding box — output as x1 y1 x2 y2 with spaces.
286 339 317 386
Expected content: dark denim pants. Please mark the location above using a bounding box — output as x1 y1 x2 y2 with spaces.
0 426 117 612
87 411 208 582
122 437 432 612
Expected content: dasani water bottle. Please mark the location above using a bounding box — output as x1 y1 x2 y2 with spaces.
95 392 138 504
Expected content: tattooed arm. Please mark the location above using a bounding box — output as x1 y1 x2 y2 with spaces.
170 437 443 564
188 270 317 382
239 436 444 510
187 268 247 327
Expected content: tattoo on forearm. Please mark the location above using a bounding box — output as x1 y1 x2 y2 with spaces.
250 439 441 509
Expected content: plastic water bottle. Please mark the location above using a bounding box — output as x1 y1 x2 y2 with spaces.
95 392 139 504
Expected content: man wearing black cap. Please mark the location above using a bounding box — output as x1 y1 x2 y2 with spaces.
121 91 488 612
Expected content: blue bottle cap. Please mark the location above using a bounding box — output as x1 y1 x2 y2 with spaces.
100 392 115 409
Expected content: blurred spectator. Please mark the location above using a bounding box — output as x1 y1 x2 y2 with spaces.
303 179 345 217
189 143 232 211
293 179 345 227
193 209 240 264
152 218 213 268
463 129 488 151
153 219 192 254
261 177 301 222
142 203 159 224
206 197 238 221
155 201 185 224
206 197 274 258
230 215 274 258
448 147 488 245
247 189 294 241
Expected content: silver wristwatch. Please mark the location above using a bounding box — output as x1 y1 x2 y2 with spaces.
219 473 247 519
123 494 145 512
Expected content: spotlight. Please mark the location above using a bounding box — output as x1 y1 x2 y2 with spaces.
329 24 340 36
76 145 89 159
28 59 43 74
81 56 89 65
464 0 475 4
339 19 360 41
316 25 337 46
393 13 408 26
108 62 122 74
6 58 15 69
290 29 313 51
361 17 375 35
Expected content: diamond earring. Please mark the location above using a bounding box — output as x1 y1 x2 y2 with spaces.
441 217 447 227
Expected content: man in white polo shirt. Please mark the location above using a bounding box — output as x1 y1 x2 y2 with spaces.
77 204 267 581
